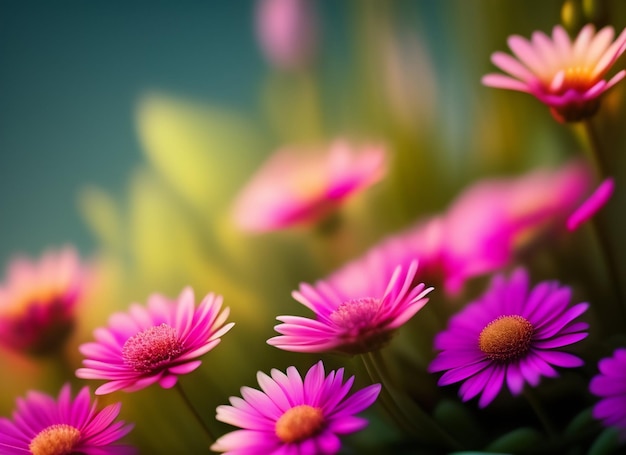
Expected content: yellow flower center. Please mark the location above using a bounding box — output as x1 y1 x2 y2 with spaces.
122 323 183 372
29 424 81 455
275 405 325 443
479 315 534 362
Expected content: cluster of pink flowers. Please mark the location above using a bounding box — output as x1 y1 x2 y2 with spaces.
3 17 626 455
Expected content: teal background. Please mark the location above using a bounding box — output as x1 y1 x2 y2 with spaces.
0 1 265 263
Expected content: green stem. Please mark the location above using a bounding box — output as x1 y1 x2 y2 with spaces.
359 353 416 436
582 119 609 178
175 382 215 444
362 350 463 450
580 119 625 323
524 388 558 440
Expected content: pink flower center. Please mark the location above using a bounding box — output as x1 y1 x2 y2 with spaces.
29 423 81 455
330 297 381 333
122 323 183 372
275 405 324 443
479 315 534 362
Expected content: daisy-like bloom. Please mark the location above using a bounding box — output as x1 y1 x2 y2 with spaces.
0 383 135 455
428 268 589 408
76 287 234 395
232 139 387 232
482 24 626 122
211 360 381 455
256 0 317 70
0 246 86 356
590 348 626 441
567 177 614 231
267 260 432 355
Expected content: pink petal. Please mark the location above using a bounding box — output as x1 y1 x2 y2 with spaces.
567 178 614 231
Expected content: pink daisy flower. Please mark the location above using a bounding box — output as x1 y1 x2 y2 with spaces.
482 24 626 122
211 360 381 455
0 383 135 455
0 246 87 355
267 260 432 355
590 348 626 441
567 177 615 231
76 287 234 395
428 268 589 408
232 139 387 232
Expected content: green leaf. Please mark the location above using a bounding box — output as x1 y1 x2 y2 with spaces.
564 407 595 436
484 427 543 453
433 399 486 447
136 93 265 213
588 427 620 455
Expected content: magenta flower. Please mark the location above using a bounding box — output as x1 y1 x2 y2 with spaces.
345 162 591 297
482 24 626 122
567 177 614 231
232 139 387 232
590 348 626 441
211 361 381 455
256 0 317 70
428 268 589 408
76 287 234 394
0 383 134 455
267 260 432 355
0 246 87 355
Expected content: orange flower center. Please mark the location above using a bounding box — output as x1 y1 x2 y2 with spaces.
563 65 595 91
122 323 183 372
479 315 534 362
275 405 325 443
29 424 81 455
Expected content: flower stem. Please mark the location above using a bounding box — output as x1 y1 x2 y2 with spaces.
524 388 557 439
580 119 625 323
582 119 609 178
175 382 215 444
360 352 415 436
361 350 463 450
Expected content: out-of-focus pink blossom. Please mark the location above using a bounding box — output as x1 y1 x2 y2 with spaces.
0 247 87 356
255 0 317 70
232 139 387 232
483 24 626 122
320 161 592 297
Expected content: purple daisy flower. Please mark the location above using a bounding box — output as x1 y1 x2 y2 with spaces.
211 360 381 455
0 383 135 455
76 287 234 395
267 260 432 355
428 268 589 408
590 348 626 441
